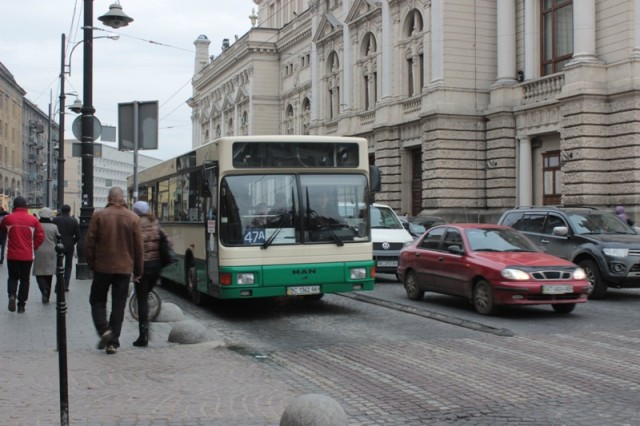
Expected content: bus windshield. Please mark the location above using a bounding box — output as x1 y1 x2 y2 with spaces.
219 173 370 246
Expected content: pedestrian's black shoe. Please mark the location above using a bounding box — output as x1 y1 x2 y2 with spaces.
42 292 50 304
97 330 113 350
133 323 149 347
106 345 117 355
8 295 16 312
17 305 25 313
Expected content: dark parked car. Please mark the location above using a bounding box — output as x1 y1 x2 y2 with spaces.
498 206 640 299
400 216 446 239
397 224 589 315
399 216 426 239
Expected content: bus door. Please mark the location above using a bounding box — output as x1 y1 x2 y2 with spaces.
202 161 219 286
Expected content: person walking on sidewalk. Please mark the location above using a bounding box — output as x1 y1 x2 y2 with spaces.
0 206 9 264
53 204 80 291
86 187 143 355
1 196 45 313
33 208 60 304
132 200 166 347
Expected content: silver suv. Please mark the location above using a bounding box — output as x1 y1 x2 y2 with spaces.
498 206 640 299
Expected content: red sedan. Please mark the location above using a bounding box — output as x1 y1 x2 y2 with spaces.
397 224 590 315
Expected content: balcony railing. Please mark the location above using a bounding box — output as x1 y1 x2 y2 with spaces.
359 110 375 126
403 96 422 114
521 73 564 105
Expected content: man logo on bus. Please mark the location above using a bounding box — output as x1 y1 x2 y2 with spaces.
292 269 317 275
382 242 391 250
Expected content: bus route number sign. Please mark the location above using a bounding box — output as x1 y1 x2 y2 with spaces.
244 229 266 245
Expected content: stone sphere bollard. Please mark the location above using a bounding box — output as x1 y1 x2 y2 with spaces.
168 320 211 344
279 394 347 426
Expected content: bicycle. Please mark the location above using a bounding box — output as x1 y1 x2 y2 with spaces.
128 283 162 321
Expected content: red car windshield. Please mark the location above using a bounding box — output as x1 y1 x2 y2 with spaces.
465 228 538 252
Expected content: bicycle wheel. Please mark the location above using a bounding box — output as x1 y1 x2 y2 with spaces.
129 290 162 321
147 290 162 321
128 292 139 321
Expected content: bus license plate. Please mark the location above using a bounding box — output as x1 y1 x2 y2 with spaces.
287 285 320 296
377 260 398 267
542 285 573 294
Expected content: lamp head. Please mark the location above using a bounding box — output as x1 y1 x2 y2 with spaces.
68 98 83 114
98 2 134 29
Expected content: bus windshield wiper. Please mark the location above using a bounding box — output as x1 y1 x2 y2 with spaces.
261 211 293 249
307 209 344 247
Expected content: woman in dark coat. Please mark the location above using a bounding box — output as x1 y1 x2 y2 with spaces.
131 201 165 347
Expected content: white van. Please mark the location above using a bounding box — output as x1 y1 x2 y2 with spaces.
370 203 413 276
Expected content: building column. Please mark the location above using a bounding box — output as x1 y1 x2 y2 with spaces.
496 0 516 84
380 0 391 98
342 1 352 111
248 65 254 135
523 0 537 80
310 3 319 123
518 136 533 206
569 0 599 64
430 0 444 86
633 0 640 58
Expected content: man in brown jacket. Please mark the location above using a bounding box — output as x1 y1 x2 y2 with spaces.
86 187 143 355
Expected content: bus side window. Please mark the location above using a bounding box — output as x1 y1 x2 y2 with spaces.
219 187 244 244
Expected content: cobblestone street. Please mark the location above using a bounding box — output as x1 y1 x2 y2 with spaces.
2 267 640 425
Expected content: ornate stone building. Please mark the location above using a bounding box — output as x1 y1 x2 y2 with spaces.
0 62 25 209
189 0 640 222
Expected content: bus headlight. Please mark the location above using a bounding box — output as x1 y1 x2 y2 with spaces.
350 267 366 279
237 273 255 285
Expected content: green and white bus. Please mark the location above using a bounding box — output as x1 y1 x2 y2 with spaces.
129 135 381 304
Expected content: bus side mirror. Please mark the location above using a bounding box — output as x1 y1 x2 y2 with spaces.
369 165 381 193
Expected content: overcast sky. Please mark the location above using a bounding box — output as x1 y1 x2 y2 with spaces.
1 0 257 161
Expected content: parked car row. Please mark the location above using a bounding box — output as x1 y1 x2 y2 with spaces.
393 205 640 316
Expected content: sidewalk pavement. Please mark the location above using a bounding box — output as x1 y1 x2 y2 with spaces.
0 263 297 425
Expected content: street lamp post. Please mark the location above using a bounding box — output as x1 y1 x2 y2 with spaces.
58 34 67 212
76 0 133 280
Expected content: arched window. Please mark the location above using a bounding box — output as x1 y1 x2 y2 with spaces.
285 104 294 134
302 98 311 135
227 118 234 136
360 32 378 110
326 51 341 120
403 9 424 37
403 9 425 96
241 111 249 136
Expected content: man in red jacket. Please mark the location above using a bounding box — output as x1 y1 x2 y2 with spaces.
1 196 45 313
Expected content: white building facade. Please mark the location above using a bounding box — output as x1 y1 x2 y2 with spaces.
189 0 640 221
63 141 162 216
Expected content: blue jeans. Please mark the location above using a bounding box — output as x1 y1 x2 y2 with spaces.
89 272 130 348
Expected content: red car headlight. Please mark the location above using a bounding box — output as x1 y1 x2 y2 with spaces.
501 268 530 281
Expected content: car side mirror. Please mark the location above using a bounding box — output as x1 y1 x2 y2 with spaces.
552 226 569 236
447 245 464 255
